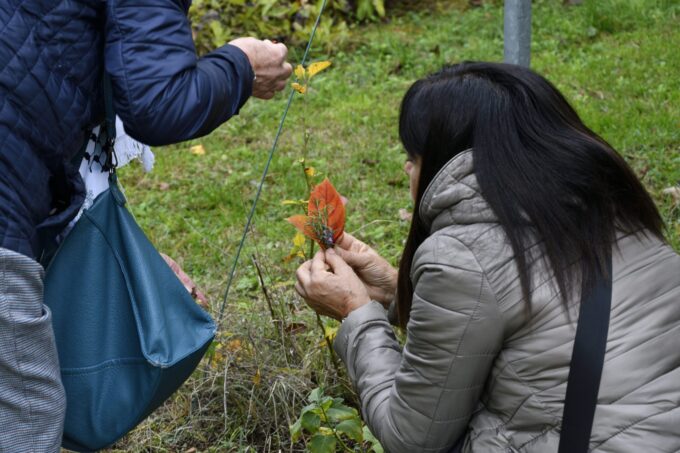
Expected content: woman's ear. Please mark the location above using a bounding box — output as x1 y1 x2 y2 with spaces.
405 157 422 202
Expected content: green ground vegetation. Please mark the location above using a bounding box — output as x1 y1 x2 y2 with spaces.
110 0 679 451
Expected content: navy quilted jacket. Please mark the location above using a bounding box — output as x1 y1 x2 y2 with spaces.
0 0 253 260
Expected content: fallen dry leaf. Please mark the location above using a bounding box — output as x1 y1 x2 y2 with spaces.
226 339 243 353
284 322 308 335
161 253 209 309
252 369 261 386
190 144 206 156
662 186 680 204
399 208 413 221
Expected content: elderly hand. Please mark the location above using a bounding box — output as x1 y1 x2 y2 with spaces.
228 37 293 99
334 233 398 307
295 249 371 321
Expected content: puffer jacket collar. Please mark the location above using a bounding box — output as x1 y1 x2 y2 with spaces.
419 149 498 233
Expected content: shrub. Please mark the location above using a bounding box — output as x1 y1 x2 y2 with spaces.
189 0 388 54
583 0 679 34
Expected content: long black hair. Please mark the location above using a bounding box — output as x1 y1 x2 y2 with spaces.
395 62 664 328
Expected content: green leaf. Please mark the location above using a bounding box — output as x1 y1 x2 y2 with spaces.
309 433 336 453
336 419 363 443
363 426 384 453
326 403 357 422
301 411 321 434
301 403 319 416
290 418 303 443
308 387 323 403
208 20 227 48
319 396 334 413
373 0 385 17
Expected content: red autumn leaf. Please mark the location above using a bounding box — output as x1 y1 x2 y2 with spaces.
287 179 346 250
308 178 345 243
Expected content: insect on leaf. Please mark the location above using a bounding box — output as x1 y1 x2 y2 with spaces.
292 82 307 94
308 178 346 245
307 61 331 79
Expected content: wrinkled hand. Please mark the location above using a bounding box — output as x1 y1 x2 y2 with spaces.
334 233 398 307
228 37 293 99
295 249 371 321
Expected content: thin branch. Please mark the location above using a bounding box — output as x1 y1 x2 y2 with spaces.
252 254 277 322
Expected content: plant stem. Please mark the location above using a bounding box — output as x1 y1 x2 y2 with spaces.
315 312 341 373
251 254 301 363
251 254 277 322
308 236 342 374
297 86 342 377
317 397 354 453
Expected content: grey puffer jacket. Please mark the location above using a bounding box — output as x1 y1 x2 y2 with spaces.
334 150 680 453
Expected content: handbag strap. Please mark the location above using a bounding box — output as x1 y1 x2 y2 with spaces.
558 256 613 453
71 73 117 167
102 72 116 146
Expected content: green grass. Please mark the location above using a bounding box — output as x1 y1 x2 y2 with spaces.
110 1 679 451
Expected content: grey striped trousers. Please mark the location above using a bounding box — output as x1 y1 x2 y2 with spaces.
0 248 65 453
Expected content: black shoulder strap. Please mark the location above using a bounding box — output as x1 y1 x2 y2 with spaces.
102 72 116 143
558 257 613 453
71 73 116 166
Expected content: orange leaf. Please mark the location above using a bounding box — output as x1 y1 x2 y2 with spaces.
308 178 346 244
286 214 317 242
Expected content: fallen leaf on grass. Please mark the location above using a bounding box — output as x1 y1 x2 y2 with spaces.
285 322 308 335
226 339 243 353
190 144 206 155
662 186 680 204
399 208 413 221
161 253 209 308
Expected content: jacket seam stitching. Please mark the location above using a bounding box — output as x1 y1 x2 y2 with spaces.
592 405 678 449
516 423 560 451
421 262 484 445
502 354 564 425
108 0 134 122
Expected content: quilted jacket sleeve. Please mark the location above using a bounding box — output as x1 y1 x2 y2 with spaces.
334 234 504 452
104 0 254 146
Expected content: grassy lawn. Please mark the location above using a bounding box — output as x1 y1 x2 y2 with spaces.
112 0 679 451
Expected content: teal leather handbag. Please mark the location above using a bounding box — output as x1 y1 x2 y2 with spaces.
43 76 216 452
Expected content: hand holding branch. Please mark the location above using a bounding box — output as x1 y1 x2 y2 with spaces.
295 249 371 321
229 37 293 99
334 233 398 307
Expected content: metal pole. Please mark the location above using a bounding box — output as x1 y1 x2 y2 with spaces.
504 0 532 67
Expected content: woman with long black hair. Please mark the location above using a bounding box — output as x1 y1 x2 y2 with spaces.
295 62 680 452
